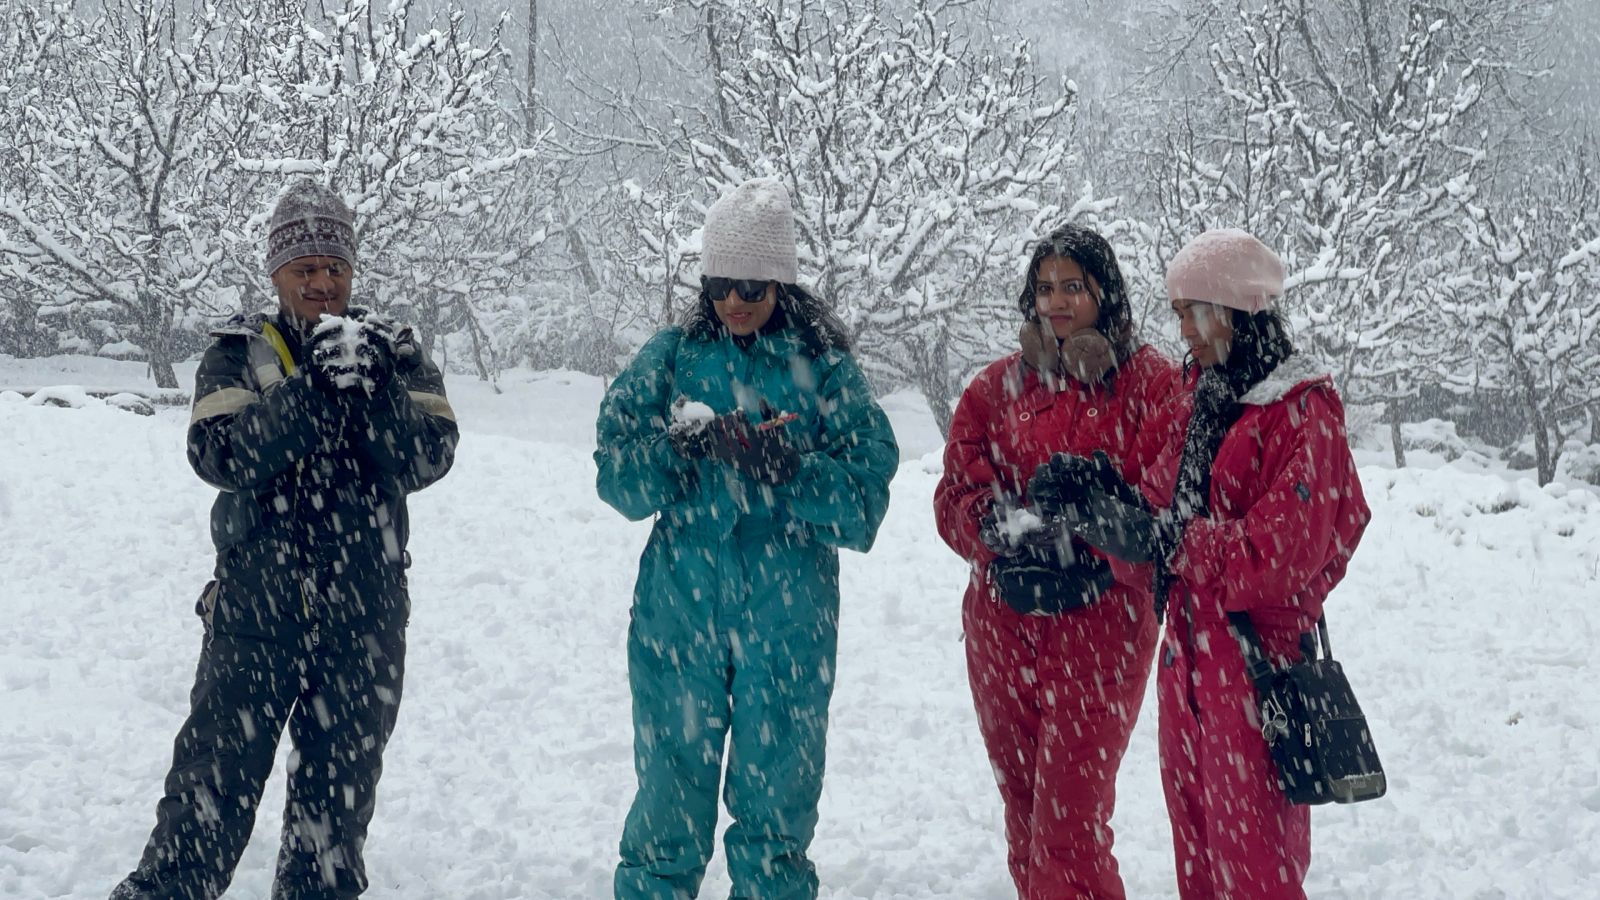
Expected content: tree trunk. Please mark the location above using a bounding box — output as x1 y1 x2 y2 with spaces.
653 210 677 327
566 225 602 295
416 290 441 362
1589 403 1599 445
1383 392 1406 468
524 0 539 136
916 334 956 441
464 304 496 384
1386 376 1409 468
704 7 732 132
1 298 44 356
1525 388 1554 486
146 345 179 389
141 296 179 389
926 381 954 443
1546 419 1565 484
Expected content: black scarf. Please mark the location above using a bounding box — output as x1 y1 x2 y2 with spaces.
1153 338 1291 622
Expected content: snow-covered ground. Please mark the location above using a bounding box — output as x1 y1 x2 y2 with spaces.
2 355 1597 899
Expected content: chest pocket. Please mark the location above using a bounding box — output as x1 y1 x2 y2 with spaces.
1003 368 1065 444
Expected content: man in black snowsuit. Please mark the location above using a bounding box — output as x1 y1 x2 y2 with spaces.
110 180 458 900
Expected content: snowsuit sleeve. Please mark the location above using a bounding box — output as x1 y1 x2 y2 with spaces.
187 338 329 492
1099 350 1182 590
1172 384 1370 619
933 369 1003 568
772 351 898 552
594 329 697 522
1120 351 1183 496
351 340 458 494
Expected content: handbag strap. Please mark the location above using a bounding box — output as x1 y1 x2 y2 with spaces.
1227 611 1333 697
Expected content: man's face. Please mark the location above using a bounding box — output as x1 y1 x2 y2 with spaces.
272 256 353 323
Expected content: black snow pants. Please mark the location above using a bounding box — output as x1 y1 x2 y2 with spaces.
110 612 406 900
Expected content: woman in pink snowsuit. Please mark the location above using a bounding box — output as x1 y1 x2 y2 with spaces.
1031 229 1371 898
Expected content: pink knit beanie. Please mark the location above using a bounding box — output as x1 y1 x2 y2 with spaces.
1165 228 1285 313
702 178 800 284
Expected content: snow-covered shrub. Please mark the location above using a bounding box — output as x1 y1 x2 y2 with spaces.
1402 420 1474 462
1557 441 1600 487
1344 402 1387 450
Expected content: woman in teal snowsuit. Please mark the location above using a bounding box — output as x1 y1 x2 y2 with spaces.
595 178 898 900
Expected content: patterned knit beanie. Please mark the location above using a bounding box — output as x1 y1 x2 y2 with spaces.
702 177 799 284
1165 228 1285 313
264 179 358 276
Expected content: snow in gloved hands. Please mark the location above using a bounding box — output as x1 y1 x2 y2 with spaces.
990 506 1044 549
669 396 717 434
980 505 1067 557
667 396 723 458
310 314 385 393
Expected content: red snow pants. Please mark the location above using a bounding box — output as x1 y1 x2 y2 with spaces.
964 588 1158 900
1157 629 1311 900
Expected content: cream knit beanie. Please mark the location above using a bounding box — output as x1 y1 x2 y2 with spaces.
702 177 799 284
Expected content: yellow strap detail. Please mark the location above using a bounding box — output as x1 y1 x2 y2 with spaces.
408 390 457 423
257 321 308 621
190 386 259 424
259 321 298 376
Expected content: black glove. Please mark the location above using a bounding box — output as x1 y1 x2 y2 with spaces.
681 409 803 483
726 422 802 484
989 552 1115 615
352 314 398 390
668 410 739 459
978 507 1017 556
980 504 1074 559
668 425 709 459
307 318 360 392
1027 449 1144 518
1056 490 1183 564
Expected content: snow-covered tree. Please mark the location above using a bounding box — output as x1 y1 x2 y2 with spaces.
1447 146 1600 484
221 0 546 360
0 0 244 386
1155 0 1491 459
634 0 1082 432
0 0 548 383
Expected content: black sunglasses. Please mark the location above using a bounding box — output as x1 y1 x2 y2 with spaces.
703 277 772 303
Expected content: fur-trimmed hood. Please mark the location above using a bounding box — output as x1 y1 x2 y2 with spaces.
1238 354 1334 406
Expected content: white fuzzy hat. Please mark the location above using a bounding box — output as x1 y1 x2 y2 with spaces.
1165 228 1285 313
702 177 799 284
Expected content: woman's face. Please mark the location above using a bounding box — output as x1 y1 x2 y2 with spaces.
1172 298 1235 367
709 278 778 337
1033 256 1100 341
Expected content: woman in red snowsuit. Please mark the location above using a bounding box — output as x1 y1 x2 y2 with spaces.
933 224 1179 899
1032 229 1371 899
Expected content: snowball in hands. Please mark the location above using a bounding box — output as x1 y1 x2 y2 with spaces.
311 314 379 393
669 397 718 435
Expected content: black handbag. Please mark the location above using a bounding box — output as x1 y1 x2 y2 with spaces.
1228 613 1388 805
